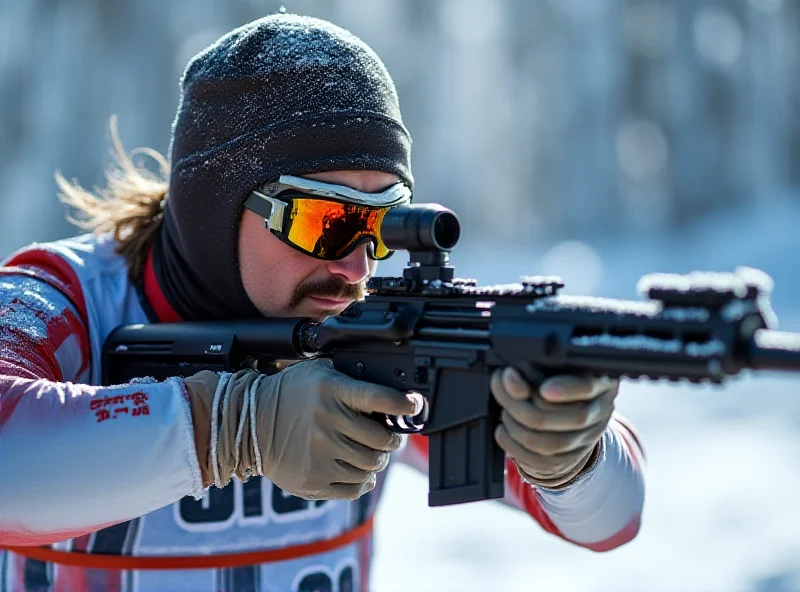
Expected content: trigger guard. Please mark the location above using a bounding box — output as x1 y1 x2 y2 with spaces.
381 396 429 434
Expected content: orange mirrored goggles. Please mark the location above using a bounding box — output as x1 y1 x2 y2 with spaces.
243 175 412 261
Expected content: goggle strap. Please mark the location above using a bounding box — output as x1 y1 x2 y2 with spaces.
246 191 286 232
276 175 411 207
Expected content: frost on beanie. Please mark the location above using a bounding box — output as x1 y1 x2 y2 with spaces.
153 13 413 321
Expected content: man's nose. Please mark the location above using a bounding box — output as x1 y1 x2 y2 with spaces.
326 243 371 284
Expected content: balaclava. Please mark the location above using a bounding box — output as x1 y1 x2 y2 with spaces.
154 13 413 321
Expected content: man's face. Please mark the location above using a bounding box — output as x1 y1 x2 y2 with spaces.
238 170 400 320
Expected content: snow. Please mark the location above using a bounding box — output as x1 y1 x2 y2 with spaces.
527 295 660 317
570 334 726 357
637 270 750 299
572 333 684 353
755 331 800 353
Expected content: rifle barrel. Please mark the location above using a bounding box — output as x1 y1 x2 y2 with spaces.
748 329 800 371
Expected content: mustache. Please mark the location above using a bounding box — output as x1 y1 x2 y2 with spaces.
289 277 366 310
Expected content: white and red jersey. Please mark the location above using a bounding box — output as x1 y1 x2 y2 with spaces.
0 233 645 592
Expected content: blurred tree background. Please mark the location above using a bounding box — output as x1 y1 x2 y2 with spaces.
1 0 798 254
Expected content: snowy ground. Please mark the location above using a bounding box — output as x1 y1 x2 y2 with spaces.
371 198 800 591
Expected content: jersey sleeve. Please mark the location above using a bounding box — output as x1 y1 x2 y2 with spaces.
0 254 203 547
396 413 645 552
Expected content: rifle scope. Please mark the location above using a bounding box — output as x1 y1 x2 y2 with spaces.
380 204 460 252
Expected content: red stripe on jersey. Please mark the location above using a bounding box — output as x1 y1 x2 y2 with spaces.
100 568 122 592
407 434 428 456
12 554 25 591
612 414 646 465
0 250 91 382
577 514 641 553
53 566 89 592
1 249 89 329
71 535 91 553
0 310 86 383
504 461 565 537
53 566 122 592
0 375 27 429
143 249 182 323
0 360 41 381
47 562 121 592
3 326 64 382
50 309 90 378
0 520 122 547
9 517 376 569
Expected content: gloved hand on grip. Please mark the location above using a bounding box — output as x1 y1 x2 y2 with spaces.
184 358 420 500
491 367 619 489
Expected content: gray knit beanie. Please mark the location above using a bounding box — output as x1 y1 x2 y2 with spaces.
153 13 413 320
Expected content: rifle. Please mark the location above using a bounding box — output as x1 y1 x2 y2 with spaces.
103 204 800 507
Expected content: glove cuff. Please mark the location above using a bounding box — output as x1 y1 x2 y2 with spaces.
183 370 222 488
184 369 267 489
515 442 601 490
